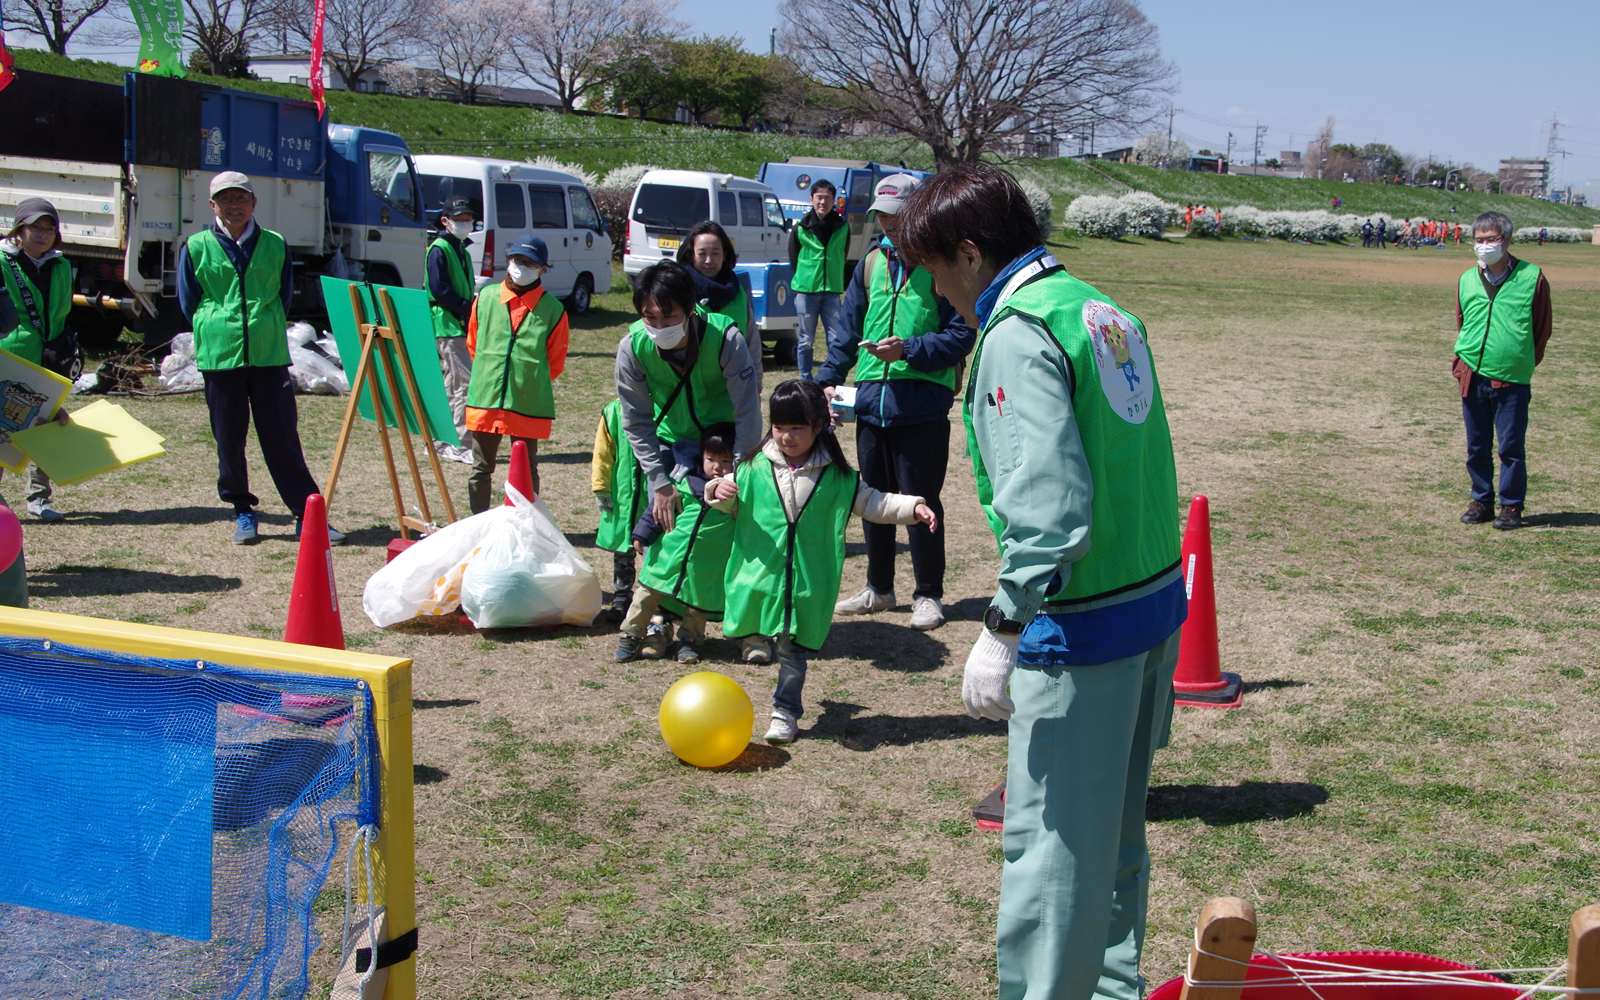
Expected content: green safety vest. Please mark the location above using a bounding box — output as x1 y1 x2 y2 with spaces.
964 264 1181 609
722 452 859 650
639 476 736 618
0 249 71 366
187 227 291 370
1453 261 1541 384
595 399 644 554
426 236 474 339
703 283 751 338
793 218 848 294
467 283 564 419
853 247 957 390
629 312 738 446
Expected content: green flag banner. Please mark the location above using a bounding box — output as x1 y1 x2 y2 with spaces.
128 0 185 77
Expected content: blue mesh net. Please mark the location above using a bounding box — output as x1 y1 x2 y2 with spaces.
0 635 380 999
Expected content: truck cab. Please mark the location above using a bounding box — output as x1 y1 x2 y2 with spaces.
324 125 427 289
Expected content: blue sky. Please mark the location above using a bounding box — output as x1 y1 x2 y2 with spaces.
14 0 1599 191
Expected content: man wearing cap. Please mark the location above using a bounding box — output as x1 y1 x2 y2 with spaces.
463 235 569 513
1 197 74 522
426 196 477 464
177 171 343 546
818 174 973 632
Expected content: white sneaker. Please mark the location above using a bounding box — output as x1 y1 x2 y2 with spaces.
764 709 799 745
834 585 894 615
741 636 772 664
909 596 946 631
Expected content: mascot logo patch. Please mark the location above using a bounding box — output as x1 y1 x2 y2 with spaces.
1082 300 1153 424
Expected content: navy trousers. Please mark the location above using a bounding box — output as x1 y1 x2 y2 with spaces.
202 365 320 517
1461 371 1530 509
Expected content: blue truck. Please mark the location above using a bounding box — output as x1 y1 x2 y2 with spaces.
0 70 426 345
757 158 934 263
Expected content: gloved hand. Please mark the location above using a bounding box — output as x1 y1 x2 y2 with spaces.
963 629 1020 721
596 492 613 513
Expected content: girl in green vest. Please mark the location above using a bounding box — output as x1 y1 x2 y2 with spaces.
707 380 936 744
676 221 760 389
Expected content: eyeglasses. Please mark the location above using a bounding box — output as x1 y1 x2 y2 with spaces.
212 191 254 206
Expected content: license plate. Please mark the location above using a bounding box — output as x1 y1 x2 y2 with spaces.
657 237 680 250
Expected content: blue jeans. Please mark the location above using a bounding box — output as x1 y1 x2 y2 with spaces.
1462 372 1530 508
770 636 808 716
793 292 841 380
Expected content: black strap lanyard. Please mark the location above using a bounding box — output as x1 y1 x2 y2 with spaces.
2 254 45 333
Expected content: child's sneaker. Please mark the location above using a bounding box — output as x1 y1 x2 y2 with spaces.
676 641 701 664
614 634 644 662
641 619 674 659
764 709 798 745
741 636 772 664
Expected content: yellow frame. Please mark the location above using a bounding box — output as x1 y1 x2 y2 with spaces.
0 606 415 1000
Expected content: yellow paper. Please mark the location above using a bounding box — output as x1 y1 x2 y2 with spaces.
0 348 73 473
11 401 166 485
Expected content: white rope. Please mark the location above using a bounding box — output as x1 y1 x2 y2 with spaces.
338 823 382 991
1184 933 1598 996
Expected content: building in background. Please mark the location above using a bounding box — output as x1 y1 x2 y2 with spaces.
1498 158 1550 197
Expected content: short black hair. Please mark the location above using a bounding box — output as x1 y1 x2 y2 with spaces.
764 380 850 472
895 164 1042 270
701 422 736 457
810 179 837 198
675 220 738 277
632 260 698 316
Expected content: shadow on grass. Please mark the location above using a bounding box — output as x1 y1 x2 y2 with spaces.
825 620 949 672
1146 781 1329 826
702 743 791 772
809 699 1004 750
414 698 479 710
1241 678 1309 694
31 565 241 597
1523 512 1600 528
533 451 596 465
67 505 247 526
413 764 449 785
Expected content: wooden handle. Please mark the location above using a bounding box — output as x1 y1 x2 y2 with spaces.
1572 905 1600 992
1180 897 1257 1000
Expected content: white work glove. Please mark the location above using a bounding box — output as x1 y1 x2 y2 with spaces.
596 493 613 513
963 629 1020 721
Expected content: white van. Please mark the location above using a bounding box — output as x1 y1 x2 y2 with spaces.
413 155 613 313
624 170 789 279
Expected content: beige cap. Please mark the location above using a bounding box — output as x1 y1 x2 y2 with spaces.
868 173 921 215
209 171 254 197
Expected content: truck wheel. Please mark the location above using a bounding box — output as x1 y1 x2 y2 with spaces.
772 336 797 367
566 275 593 315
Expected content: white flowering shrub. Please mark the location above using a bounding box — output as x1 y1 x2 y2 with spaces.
528 157 596 187
598 163 658 192
1063 195 1129 238
1016 176 1056 239
1512 227 1591 243
1120 191 1177 237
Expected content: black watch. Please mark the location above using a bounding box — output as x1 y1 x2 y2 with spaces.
983 606 1025 636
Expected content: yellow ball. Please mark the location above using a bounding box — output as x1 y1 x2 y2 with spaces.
658 671 754 768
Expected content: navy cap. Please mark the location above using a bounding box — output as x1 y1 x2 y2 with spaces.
504 236 548 267
437 196 475 221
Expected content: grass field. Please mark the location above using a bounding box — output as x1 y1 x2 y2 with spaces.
15 49 1597 231
16 219 1600 996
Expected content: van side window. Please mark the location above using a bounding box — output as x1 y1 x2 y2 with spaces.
739 192 764 228
718 191 738 226
495 182 526 229
568 187 602 231
848 172 875 209
763 194 785 227
527 184 567 228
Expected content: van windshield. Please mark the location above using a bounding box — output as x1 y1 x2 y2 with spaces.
632 184 709 231
419 174 484 223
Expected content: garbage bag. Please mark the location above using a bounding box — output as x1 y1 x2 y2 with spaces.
362 507 504 626
460 488 601 628
157 344 204 392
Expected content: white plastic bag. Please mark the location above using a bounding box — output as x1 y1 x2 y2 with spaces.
362 508 506 626
460 488 601 628
157 348 204 392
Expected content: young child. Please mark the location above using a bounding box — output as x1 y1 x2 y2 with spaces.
592 399 644 623
616 424 738 664
708 381 936 744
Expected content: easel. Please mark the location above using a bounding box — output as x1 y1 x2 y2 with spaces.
324 283 457 540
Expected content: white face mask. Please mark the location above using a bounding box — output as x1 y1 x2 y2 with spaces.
645 321 687 349
446 219 473 240
1474 239 1505 267
506 260 542 286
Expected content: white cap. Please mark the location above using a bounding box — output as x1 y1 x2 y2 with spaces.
868 173 920 215
209 171 254 197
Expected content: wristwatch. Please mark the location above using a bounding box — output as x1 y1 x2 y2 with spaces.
983 605 1026 636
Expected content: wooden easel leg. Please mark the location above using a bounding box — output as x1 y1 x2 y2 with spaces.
325 289 386 507
1179 898 1256 1000
1572 904 1600 993
366 352 408 540
378 288 459 525
374 338 434 528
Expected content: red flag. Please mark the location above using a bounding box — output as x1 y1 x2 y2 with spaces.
308 0 326 117
0 0 16 96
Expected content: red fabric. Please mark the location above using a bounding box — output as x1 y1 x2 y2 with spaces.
0 29 15 94
309 0 326 117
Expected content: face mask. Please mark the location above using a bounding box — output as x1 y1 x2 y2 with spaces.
1474 240 1504 267
506 261 541 286
447 219 473 240
645 321 687 349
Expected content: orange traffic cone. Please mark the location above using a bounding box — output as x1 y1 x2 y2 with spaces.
1173 495 1242 708
504 440 536 505
284 494 345 650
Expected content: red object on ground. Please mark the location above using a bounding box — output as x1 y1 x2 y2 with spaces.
1147 951 1522 1000
0 505 22 571
504 439 536 505
1173 495 1242 708
386 538 416 563
283 494 345 649
973 782 1006 831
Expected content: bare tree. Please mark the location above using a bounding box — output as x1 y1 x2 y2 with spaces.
779 0 1173 169
429 0 512 104
504 0 679 113
185 0 273 75
271 0 435 88
5 0 112 55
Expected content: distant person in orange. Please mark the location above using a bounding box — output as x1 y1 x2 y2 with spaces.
1454 224 1462 244
1184 206 1193 231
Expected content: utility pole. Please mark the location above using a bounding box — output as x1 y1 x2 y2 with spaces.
769 27 776 56
1167 106 1174 148
1253 123 1265 169
1225 132 1233 170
